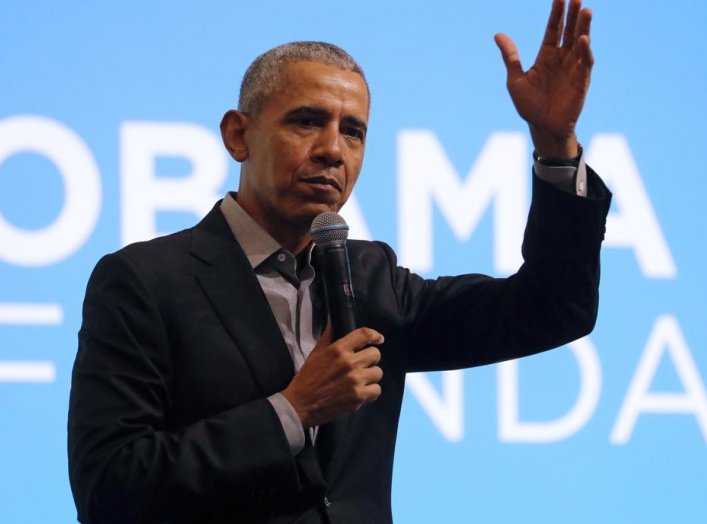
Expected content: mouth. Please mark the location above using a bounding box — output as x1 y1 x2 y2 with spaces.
301 175 343 193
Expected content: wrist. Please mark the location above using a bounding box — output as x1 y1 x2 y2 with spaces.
534 142 583 167
530 128 579 160
281 387 309 427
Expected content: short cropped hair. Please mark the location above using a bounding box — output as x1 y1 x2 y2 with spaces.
238 41 369 115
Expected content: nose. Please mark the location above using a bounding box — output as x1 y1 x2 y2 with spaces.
311 124 343 168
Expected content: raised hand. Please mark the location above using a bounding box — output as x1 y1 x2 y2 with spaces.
281 325 384 428
494 0 594 159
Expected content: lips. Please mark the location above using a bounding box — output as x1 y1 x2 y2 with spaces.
301 175 343 192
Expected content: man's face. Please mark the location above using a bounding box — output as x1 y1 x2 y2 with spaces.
233 60 369 241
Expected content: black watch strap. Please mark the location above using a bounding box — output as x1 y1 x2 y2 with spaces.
533 143 583 167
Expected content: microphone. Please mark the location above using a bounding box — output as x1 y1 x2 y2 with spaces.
310 212 356 339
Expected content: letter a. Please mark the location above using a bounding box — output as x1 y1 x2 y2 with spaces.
611 315 707 444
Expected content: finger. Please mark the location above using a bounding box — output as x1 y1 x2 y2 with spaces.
541 0 566 47
562 0 582 49
577 34 594 68
361 365 383 384
339 327 385 352
575 9 593 63
353 346 381 367
357 383 382 405
494 33 524 83
576 7 592 43
311 321 334 353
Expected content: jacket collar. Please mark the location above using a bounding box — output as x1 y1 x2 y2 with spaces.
189 202 295 396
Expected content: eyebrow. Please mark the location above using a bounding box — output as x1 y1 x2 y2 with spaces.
285 106 368 133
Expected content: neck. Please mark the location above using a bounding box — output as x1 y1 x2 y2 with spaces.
234 193 312 255
275 229 312 256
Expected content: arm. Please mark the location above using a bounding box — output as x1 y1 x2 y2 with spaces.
400 166 610 372
395 0 609 372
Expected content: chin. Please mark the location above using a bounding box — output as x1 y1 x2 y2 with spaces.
308 198 340 212
296 202 339 225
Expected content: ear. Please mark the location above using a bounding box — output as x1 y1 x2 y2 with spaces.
220 110 250 162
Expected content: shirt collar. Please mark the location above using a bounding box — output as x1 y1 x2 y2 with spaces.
219 192 314 270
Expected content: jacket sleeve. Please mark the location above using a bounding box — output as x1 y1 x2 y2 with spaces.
395 168 612 372
68 252 308 523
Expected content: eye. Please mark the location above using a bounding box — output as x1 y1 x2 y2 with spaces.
288 111 325 129
343 126 365 142
296 116 319 127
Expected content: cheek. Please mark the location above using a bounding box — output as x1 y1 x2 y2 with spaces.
274 139 311 176
344 151 364 185
341 168 362 204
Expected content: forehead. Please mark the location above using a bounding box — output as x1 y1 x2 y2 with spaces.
261 60 370 119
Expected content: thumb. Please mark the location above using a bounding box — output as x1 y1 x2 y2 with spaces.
311 321 334 353
494 33 524 84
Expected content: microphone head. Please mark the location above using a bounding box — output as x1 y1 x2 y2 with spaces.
310 212 349 244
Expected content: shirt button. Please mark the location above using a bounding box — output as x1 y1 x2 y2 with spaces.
277 253 286 263
323 496 331 508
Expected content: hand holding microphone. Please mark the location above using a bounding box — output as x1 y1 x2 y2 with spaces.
281 212 384 428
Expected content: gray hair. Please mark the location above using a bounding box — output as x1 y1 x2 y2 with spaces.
238 41 369 115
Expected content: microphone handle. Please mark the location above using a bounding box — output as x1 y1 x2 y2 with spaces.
315 240 357 339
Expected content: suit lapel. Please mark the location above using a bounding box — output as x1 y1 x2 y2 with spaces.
190 205 295 395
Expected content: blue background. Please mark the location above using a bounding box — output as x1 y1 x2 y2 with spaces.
2 1 706 522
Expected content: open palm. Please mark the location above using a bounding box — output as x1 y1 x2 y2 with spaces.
495 0 594 158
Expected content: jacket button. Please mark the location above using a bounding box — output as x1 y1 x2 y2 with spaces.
323 496 331 508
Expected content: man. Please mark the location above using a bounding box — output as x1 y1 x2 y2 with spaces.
68 1 611 522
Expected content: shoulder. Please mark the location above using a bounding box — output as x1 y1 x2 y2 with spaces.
102 227 196 277
346 239 399 270
96 201 233 279
347 238 394 259
345 239 423 298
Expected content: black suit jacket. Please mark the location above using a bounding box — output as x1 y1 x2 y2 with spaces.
68 172 611 523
